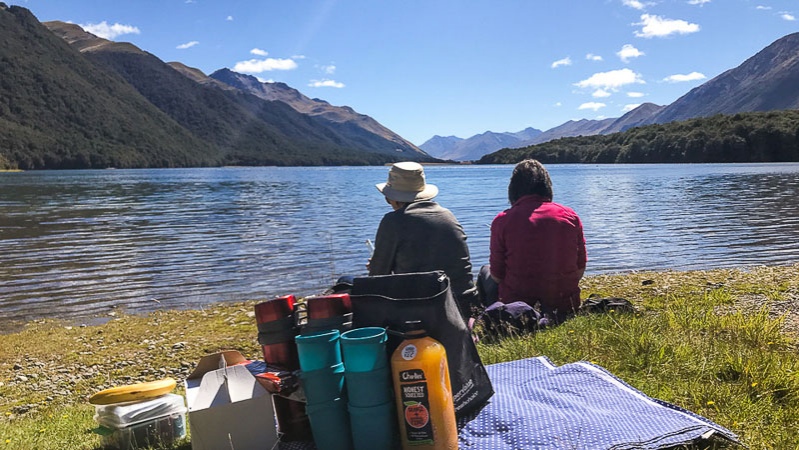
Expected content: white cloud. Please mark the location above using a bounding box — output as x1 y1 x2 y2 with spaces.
250 48 268 56
320 64 336 75
578 102 606 111
627 91 645 98
663 71 706 83
292 55 307 60
551 57 572 69
575 68 645 91
756 6 772 10
634 14 700 38
586 53 603 61
554 102 562 107
688 0 711 5
256 77 274 83
80 21 140 40
617 44 644 63
592 89 612 98
233 58 298 73
176 41 199 49
309 79 345 88
622 0 646 10
781 13 796 21
226 16 234 21
623 103 642 112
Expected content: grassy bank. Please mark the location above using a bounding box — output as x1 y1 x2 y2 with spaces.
1 265 798 449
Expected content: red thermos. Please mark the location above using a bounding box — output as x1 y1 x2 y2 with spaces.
254 295 300 370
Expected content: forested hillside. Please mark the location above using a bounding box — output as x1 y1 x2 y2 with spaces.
0 5 434 170
209 69 425 158
479 110 799 164
0 4 219 169
79 42 397 167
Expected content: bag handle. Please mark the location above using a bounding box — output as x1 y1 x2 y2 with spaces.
294 302 308 328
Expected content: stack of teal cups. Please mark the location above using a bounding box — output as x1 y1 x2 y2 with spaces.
295 329 352 450
340 327 399 450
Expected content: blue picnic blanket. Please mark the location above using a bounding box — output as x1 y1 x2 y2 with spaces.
279 356 741 449
457 356 740 449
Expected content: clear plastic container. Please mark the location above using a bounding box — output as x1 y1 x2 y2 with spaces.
98 413 186 450
94 394 187 450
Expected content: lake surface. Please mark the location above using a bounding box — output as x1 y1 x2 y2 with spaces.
2 163 798 328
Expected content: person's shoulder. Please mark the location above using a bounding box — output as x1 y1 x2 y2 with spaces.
549 201 581 219
409 200 448 214
551 201 577 212
492 208 511 225
379 208 402 224
415 201 466 226
413 200 440 207
432 201 454 214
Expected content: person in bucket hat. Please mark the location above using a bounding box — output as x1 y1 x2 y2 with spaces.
375 161 439 204
369 162 478 320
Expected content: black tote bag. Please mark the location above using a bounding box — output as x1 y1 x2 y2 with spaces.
350 271 494 418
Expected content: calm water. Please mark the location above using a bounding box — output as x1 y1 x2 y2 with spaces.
2 163 798 328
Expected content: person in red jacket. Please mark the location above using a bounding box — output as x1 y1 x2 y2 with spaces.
482 159 587 324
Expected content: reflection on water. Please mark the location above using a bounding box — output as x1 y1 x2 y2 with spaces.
1 163 798 327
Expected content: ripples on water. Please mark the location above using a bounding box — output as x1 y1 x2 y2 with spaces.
1 163 798 326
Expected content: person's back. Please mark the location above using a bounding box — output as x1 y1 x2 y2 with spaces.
490 194 584 312
369 162 477 319
370 200 473 301
486 159 587 321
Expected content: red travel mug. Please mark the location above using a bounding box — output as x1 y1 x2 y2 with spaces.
254 295 300 371
306 293 352 320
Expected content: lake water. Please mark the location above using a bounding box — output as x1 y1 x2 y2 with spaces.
2 163 799 328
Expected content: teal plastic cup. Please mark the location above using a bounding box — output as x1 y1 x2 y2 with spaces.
348 400 399 450
300 363 346 405
344 365 392 407
306 398 353 450
295 329 342 372
340 327 388 372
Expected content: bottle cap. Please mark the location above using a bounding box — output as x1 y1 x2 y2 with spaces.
402 320 428 338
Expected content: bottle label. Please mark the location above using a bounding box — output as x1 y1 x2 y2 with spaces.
399 369 434 444
401 343 418 360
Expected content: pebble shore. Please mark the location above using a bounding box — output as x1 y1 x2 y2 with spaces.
1 303 262 421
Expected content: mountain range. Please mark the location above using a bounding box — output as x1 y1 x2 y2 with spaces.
4 2 799 169
421 128 543 162
0 4 434 170
421 32 799 161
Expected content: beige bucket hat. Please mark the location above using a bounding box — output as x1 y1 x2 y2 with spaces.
376 162 439 203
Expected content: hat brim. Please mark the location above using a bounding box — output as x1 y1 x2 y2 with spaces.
376 182 438 203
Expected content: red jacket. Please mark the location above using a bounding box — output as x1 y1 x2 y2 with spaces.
489 194 587 313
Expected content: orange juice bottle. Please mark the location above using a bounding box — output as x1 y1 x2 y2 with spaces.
391 321 458 450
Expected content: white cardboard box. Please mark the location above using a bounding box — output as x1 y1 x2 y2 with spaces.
185 350 278 450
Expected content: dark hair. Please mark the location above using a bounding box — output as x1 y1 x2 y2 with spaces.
508 159 553 204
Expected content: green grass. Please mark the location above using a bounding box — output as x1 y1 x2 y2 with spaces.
2 265 798 449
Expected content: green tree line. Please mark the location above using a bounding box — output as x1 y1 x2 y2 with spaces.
479 110 799 164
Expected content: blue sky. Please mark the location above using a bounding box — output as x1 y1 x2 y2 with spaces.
18 0 799 145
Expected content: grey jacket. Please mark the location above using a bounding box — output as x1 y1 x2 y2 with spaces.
369 201 476 313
